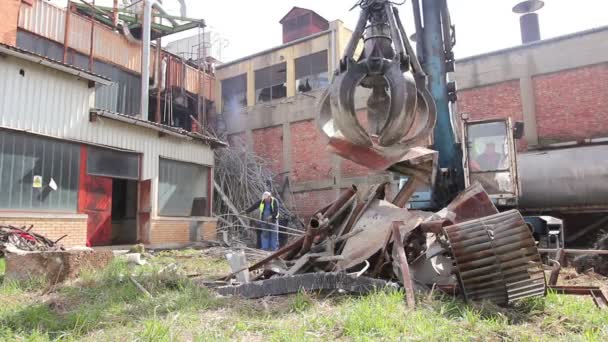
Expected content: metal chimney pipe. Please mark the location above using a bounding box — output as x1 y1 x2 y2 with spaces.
520 13 541 43
512 0 544 44
139 0 187 118
140 0 155 118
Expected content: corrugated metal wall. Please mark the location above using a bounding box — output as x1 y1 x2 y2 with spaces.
0 53 214 216
17 0 216 102
16 30 141 116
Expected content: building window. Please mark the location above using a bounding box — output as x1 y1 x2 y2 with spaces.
158 158 209 217
295 50 329 93
87 146 139 180
255 63 287 103
221 74 247 113
0 130 80 212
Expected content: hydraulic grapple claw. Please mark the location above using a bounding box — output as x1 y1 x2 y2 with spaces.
318 0 437 175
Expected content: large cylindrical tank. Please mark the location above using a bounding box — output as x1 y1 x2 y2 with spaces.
517 145 608 211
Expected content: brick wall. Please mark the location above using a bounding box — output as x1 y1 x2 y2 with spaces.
149 220 191 244
458 80 528 151
252 126 283 174
0 214 87 247
533 63 608 144
291 189 338 219
200 221 217 241
290 120 333 182
0 0 20 46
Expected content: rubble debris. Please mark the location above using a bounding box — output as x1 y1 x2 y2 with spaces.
1 225 65 257
572 232 608 276
215 182 548 307
215 272 398 299
226 250 250 283
5 249 114 284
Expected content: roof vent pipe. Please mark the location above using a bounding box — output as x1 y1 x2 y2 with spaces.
139 0 186 118
512 0 544 44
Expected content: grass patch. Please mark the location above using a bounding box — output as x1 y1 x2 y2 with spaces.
0 251 607 341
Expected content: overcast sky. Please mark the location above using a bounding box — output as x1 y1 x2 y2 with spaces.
51 0 608 62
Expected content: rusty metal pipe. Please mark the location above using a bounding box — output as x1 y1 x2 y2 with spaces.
392 222 415 308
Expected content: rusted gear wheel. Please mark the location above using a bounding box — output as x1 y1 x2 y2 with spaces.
443 210 546 305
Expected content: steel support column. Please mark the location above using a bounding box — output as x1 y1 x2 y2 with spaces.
422 0 456 169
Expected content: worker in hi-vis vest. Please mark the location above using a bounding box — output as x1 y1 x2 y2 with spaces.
243 191 279 251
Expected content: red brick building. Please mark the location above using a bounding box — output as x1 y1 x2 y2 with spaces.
217 6 608 224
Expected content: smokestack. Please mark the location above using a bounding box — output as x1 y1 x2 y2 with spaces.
512 0 544 44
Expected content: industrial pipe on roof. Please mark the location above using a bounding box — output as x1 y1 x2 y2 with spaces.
140 0 186 118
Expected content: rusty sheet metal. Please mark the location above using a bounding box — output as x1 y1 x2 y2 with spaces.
443 209 546 306
337 199 414 270
391 223 416 308
445 182 499 224
166 57 215 100
66 13 93 56
93 24 142 72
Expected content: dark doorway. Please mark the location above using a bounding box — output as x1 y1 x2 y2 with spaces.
111 178 138 244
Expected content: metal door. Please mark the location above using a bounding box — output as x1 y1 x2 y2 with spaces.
78 146 113 246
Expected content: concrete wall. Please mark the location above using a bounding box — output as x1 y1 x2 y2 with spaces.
0 213 88 247
455 26 608 148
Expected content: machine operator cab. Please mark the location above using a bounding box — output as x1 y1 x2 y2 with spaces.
461 115 520 208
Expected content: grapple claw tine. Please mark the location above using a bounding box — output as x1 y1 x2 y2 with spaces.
378 66 418 146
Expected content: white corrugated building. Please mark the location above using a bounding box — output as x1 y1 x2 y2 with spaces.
0 43 222 247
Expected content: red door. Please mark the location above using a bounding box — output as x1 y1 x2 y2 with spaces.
78 146 113 246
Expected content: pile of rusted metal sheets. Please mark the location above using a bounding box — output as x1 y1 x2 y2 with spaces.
217 182 548 306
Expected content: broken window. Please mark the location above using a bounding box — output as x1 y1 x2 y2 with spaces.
295 50 329 93
0 129 80 212
158 158 209 217
466 121 513 194
221 74 247 113
255 63 287 103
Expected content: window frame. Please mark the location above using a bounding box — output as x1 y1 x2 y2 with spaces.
0 129 81 213
295 50 329 93
254 62 287 103
221 73 248 113
157 157 210 218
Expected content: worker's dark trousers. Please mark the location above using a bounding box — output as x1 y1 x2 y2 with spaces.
260 218 279 251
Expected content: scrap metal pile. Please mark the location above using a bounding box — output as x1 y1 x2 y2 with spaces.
217 182 548 307
0 225 65 257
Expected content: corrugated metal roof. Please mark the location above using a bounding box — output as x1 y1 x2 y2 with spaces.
90 109 227 147
0 42 110 84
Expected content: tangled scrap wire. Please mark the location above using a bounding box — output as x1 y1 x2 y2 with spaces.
212 136 304 245
0 225 65 257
